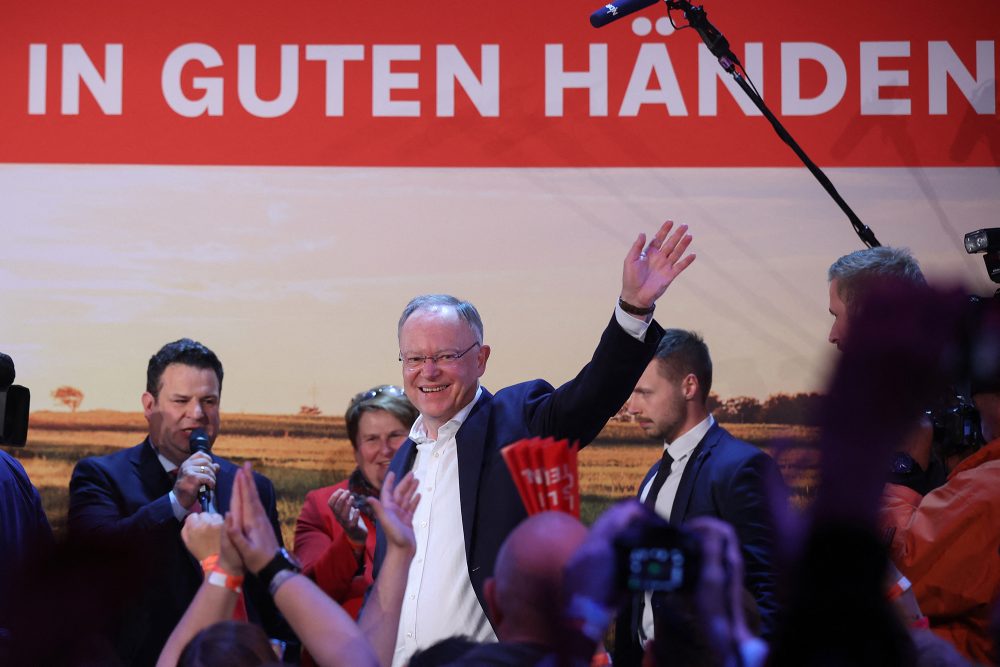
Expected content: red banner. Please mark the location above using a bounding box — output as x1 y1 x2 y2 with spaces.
2 1 998 166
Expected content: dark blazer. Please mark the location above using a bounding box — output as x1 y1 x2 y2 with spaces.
374 315 664 623
614 421 784 665
68 439 289 667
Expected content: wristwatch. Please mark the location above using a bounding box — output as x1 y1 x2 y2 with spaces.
257 547 302 596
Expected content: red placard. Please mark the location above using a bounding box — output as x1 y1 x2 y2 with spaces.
502 437 581 517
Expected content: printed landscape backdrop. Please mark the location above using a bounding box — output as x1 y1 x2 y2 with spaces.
2 1 999 533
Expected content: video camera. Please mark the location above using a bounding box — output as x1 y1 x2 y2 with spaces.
929 398 984 461
1 353 30 446
965 227 1000 289
925 246 1000 462
921 229 1000 460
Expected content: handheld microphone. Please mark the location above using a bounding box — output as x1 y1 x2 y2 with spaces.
188 428 215 513
590 0 661 28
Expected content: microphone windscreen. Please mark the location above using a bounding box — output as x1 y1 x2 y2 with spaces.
189 428 212 455
590 0 660 28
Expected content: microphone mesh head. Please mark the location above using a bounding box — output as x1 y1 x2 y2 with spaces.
189 428 212 454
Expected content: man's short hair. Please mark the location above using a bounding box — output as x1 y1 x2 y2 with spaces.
398 294 485 343
828 247 926 312
653 329 713 404
146 338 224 398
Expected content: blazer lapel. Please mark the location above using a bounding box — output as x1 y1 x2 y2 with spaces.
455 388 493 558
636 461 659 499
133 438 173 497
400 440 418 473
669 423 722 525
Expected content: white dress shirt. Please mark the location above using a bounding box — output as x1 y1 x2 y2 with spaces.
638 413 715 642
393 387 495 667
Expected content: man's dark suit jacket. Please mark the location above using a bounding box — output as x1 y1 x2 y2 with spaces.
68 439 289 667
374 315 664 626
614 421 784 666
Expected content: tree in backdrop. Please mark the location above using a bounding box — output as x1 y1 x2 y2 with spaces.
761 392 823 425
718 396 763 423
707 392 723 415
51 386 84 412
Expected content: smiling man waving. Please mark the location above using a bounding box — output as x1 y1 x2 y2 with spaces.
369 221 696 667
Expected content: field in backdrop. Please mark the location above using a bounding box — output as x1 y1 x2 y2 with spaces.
7 411 819 547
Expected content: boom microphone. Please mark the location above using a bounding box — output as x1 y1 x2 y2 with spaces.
590 0 661 28
188 428 215 513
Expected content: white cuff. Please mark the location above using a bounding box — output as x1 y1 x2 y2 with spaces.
615 303 651 342
169 490 193 521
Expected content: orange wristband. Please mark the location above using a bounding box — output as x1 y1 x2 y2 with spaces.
200 554 244 593
206 569 244 593
200 554 220 573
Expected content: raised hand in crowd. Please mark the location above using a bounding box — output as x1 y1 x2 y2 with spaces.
156 513 247 667
555 501 765 667
811 281 960 526
685 516 765 667
226 463 419 667
358 470 422 666
767 283 966 667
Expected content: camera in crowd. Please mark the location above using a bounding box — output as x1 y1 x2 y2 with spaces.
923 229 1000 460
965 227 1000 288
0 352 30 447
614 511 702 594
929 398 984 461
930 286 1000 455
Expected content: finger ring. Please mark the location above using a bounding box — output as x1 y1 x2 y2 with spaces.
639 252 647 260
199 465 207 473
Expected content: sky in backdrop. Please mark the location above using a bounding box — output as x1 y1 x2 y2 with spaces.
2 164 995 414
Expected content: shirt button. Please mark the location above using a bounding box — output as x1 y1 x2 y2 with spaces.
420 521 428 527
409 594 416 600
407 632 413 638
426 486 433 492
434 452 440 458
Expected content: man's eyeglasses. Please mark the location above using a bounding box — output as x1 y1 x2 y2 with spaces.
399 342 481 371
349 384 406 408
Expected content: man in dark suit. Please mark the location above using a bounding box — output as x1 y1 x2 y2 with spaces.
371 221 695 666
68 338 290 667
614 329 783 665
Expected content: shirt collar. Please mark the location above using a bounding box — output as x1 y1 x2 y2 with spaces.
665 414 715 461
147 438 178 473
409 384 484 445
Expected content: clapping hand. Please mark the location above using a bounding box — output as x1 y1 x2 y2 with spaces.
183 511 245 576
367 471 420 556
328 488 368 544
181 512 226 562
225 462 280 574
